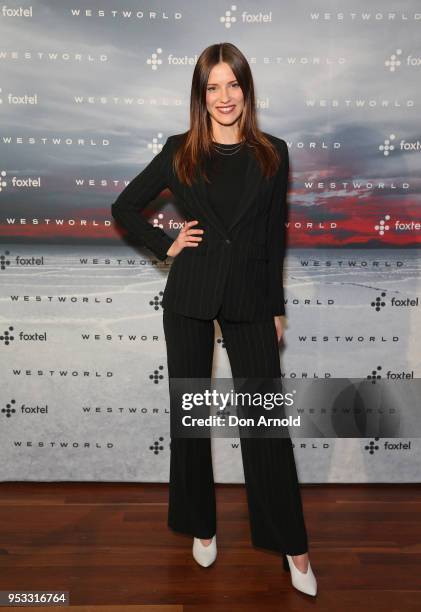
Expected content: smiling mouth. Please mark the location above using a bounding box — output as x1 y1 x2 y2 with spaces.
217 105 235 113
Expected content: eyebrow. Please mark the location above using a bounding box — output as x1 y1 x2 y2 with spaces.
207 79 238 86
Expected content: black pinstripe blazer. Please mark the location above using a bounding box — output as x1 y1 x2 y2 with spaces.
111 131 289 322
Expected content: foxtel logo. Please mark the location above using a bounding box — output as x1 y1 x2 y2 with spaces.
374 215 391 236
0 170 41 191
385 48 421 72
374 214 421 236
394 220 421 231
379 133 421 155
1 6 33 18
219 6 273 28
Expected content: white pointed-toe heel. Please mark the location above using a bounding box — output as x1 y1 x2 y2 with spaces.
282 553 317 596
192 535 217 567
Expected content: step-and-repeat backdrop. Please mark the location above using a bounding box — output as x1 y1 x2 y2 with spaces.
1 1 420 482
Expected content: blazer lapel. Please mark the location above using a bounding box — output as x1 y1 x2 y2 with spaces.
187 145 264 239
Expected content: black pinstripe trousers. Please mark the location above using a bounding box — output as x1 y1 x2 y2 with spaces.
163 306 309 556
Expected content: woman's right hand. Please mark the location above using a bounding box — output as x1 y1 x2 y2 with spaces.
166 220 204 258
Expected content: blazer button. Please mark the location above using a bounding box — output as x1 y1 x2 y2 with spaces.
225 239 231 244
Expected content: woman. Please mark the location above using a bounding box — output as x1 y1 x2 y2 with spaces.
111 42 317 597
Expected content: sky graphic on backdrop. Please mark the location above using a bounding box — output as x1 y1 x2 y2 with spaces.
0 0 420 247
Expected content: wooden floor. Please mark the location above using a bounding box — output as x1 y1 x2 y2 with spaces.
0 482 420 611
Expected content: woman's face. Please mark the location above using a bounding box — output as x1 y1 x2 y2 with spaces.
205 62 244 127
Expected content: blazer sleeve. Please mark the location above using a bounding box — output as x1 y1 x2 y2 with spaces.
111 136 174 261
267 139 289 316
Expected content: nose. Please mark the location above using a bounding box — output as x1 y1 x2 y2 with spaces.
219 87 231 103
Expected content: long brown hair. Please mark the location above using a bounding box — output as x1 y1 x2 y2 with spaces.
173 42 282 187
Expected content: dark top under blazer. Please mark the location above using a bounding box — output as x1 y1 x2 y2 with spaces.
111 132 289 322
205 142 248 228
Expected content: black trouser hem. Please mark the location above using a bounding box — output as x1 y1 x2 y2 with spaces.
168 520 216 540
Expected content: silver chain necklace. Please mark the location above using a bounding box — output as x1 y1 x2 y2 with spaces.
212 141 244 156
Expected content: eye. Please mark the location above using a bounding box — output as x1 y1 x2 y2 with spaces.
207 86 216 92
231 83 239 88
